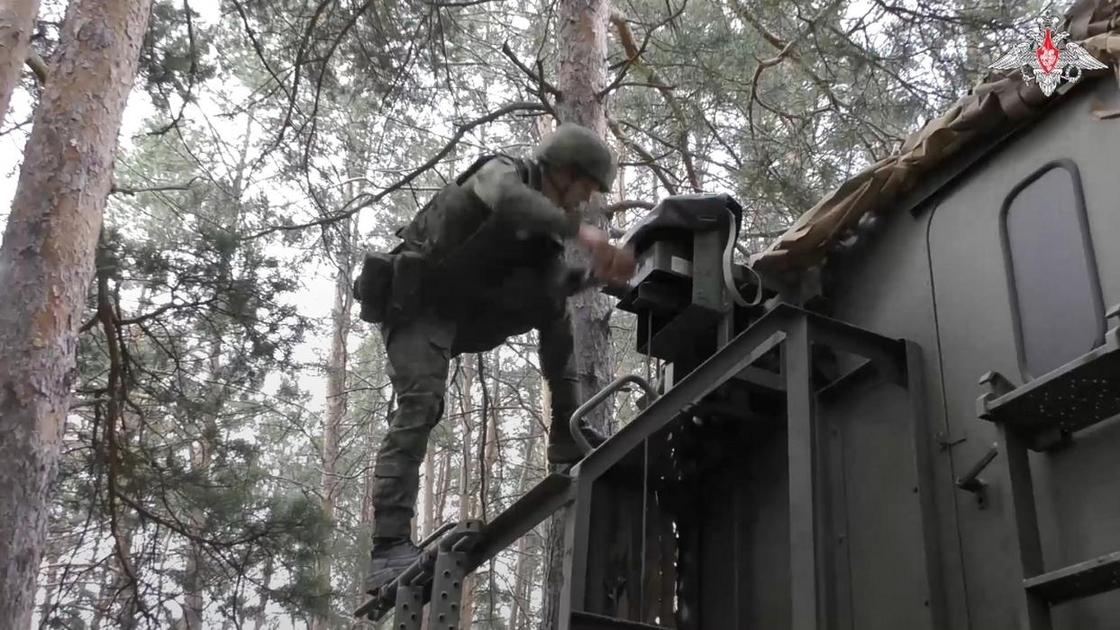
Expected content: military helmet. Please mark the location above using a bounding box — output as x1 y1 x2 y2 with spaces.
534 123 617 193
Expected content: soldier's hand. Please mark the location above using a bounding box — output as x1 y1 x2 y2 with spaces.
577 225 636 285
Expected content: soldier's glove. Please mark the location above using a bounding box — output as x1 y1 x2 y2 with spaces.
559 265 629 297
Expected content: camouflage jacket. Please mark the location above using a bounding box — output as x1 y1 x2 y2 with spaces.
391 155 580 352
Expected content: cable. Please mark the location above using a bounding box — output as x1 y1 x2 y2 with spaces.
721 206 764 307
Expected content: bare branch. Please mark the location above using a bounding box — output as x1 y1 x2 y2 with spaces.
243 101 548 240
110 178 198 196
602 200 654 214
26 50 48 84
606 117 680 195
608 13 701 191
501 42 561 98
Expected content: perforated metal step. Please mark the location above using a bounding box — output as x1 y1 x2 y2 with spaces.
1024 550 1120 605
354 474 575 622
354 520 482 621
978 327 1120 450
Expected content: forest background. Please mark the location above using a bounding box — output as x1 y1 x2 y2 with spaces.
0 0 1048 627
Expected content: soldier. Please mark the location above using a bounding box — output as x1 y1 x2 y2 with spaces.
354 123 636 592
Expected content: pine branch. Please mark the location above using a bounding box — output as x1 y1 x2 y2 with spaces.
608 13 701 191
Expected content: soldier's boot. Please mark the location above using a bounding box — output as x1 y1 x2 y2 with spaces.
546 421 608 465
364 538 423 595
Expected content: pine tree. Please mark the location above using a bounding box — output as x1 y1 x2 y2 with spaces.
0 0 153 623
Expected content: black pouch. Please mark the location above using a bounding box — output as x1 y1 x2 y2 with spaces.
389 251 430 318
353 251 395 323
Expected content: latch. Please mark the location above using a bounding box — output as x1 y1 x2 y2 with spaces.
956 444 999 509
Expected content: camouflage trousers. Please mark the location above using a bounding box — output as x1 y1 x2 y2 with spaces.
370 307 581 541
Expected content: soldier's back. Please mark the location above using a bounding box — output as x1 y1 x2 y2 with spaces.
398 157 569 352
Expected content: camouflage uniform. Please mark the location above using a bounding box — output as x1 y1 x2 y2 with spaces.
357 124 618 593
370 154 589 542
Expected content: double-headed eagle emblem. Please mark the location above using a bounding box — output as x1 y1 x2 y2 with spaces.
989 13 1108 97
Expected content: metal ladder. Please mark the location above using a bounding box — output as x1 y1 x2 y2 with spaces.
354 472 578 626
978 308 1120 629
354 375 658 628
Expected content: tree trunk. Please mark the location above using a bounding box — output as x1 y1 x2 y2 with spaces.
457 359 476 628
542 0 614 625
422 448 435 537
182 116 254 630
182 440 209 629
437 446 451 524
0 0 152 623
110 522 139 630
90 564 109 630
508 422 541 630
457 359 474 523
539 381 566 630
36 540 58 628
362 393 391 527
0 0 40 129
475 351 501 625
557 0 613 435
251 555 273 630
311 217 354 630
482 353 500 513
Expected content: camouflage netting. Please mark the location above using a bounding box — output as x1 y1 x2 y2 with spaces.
750 0 1120 275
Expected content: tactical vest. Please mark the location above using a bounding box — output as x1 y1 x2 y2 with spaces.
394 154 529 259
354 155 565 327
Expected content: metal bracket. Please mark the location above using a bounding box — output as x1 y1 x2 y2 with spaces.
956 444 999 509
936 432 967 452
976 370 1017 421
1106 303 1120 329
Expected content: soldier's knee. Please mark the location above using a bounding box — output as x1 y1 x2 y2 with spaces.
394 391 445 429
398 391 444 418
374 460 411 484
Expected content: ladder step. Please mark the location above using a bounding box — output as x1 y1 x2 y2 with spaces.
354 475 574 623
354 520 483 621
979 331 1120 451
569 610 672 630
1024 550 1120 605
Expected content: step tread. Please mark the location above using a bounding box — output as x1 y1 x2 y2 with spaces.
981 331 1120 449
1024 549 1120 604
354 474 574 620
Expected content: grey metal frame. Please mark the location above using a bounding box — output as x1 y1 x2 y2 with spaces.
558 302 942 629
357 300 941 628
976 316 1120 630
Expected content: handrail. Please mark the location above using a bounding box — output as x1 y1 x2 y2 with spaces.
569 374 659 455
